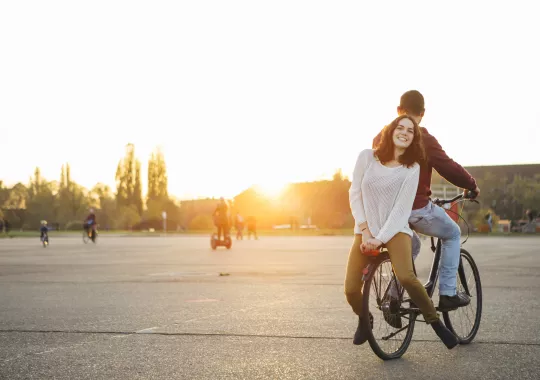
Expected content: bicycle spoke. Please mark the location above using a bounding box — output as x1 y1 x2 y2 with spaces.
443 250 482 343
382 324 410 340
365 258 415 359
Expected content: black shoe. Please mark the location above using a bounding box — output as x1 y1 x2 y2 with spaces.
353 312 373 345
382 297 402 329
438 292 470 311
430 320 459 349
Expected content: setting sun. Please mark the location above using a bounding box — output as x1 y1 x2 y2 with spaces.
254 182 287 200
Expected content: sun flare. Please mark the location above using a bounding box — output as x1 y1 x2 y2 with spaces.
254 182 287 200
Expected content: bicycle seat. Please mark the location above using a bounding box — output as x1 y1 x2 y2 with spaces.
361 244 386 257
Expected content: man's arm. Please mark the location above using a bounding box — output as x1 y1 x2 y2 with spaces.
424 131 478 191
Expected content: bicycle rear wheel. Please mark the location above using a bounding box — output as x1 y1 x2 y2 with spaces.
442 248 482 344
363 254 416 360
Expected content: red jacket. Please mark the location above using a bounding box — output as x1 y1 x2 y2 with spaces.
373 127 477 210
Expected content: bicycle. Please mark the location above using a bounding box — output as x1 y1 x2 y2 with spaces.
41 232 49 247
360 191 482 360
83 223 98 244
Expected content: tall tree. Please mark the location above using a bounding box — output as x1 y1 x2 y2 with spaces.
115 143 143 216
29 167 43 199
90 183 116 229
25 169 57 227
60 165 66 189
147 148 168 202
134 160 143 215
147 153 158 202
56 163 87 225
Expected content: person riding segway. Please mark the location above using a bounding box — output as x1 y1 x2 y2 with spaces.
211 198 232 250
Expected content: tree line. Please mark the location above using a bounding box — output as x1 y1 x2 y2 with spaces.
1 146 538 232
0 144 179 231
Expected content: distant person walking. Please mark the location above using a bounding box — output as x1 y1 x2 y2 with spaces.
247 216 258 240
485 212 493 232
235 213 244 240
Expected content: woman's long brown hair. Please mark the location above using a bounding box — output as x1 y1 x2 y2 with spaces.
374 115 426 168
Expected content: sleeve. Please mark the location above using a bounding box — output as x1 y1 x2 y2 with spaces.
425 132 477 190
349 149 369 229
375 165 420 244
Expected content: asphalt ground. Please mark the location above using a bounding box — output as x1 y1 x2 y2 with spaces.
1 235 539 379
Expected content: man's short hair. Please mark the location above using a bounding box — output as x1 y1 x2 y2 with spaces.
400 90 425 116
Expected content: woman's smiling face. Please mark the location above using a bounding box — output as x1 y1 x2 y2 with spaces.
393 117 415 149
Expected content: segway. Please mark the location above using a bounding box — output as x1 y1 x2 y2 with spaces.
211 232 232 250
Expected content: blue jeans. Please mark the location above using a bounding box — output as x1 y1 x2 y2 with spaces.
409 201 461 296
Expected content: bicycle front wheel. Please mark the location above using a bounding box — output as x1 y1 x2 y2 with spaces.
443 248 482 344
83 230 90 244
363 254 416 360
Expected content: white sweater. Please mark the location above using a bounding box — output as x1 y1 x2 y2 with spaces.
349 149 420 243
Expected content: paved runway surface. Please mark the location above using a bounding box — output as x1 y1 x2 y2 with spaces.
1 235 539 379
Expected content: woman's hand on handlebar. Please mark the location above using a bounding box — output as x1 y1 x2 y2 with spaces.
361 238 382 252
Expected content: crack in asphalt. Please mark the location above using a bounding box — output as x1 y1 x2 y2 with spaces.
1 329 539 347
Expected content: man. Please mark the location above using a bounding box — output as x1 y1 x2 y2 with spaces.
485 212 493 232
373 90 480 311
212 198 230 240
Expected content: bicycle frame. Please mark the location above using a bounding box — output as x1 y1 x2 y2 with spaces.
423 192 475 298
422 235 473 303
392 191 477 304
364 191 478 304
423 237 442 298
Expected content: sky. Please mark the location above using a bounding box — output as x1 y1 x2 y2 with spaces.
1 1 539 200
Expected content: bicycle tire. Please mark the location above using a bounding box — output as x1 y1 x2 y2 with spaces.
363 254 416 360
83 230 90 244
442 248 482 344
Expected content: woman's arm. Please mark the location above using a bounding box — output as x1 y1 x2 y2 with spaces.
349 150 370 234
374 165 420 244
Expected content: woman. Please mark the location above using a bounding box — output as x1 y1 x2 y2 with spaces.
345 115 459 349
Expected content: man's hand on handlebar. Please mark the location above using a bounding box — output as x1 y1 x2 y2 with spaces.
465 187 480 199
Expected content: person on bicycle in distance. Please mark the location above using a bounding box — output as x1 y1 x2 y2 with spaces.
40 220 48 241
373 90 480 311
84 208 97 234
346 115 459 349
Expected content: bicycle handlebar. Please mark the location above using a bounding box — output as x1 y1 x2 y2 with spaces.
429 190 479 250
432 190 479 206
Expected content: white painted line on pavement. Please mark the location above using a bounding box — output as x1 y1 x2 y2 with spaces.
135 326 158 334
